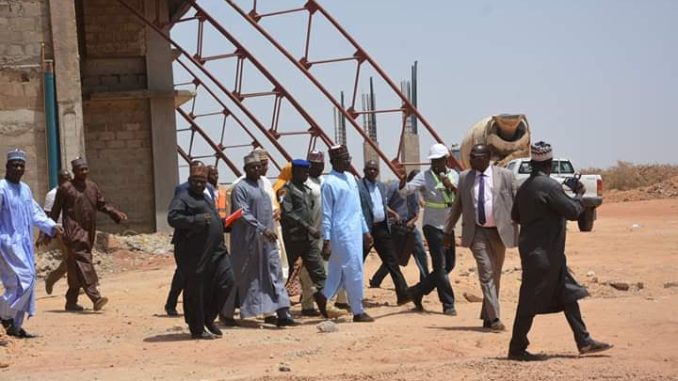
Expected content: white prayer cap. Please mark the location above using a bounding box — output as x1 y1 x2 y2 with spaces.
531 141 553 162
6 148 26 163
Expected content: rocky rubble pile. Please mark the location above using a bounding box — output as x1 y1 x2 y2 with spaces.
99 232 174 256
35 232 173 279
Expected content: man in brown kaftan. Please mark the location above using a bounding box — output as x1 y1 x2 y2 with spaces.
50 157 127 312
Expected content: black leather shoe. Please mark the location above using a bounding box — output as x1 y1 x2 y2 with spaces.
443 307 457 316
352 313 375 323
507 350 544 361
314 292 329 318
65 304 84 312
6 326 36 339
301 309 321 317
165 305 179 317
191 331 216 340
334 302 351 311
205 322 223 337
219 315 238 327
488 319 505 331
407 287 424 312
579 339 613 355
263 316 277 325
397 292 412 306
277 318 300 328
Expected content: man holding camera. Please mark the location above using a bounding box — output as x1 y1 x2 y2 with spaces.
508 141 612 360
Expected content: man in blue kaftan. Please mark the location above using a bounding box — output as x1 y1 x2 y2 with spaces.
0 149 60 338
316 145 374 323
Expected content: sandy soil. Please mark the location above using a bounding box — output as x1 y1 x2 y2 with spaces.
1 199 677 380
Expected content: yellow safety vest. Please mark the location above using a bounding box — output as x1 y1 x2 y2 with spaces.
424 172 454 209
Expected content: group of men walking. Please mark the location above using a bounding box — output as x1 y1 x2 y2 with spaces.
0 150 126 339
0 139 612 358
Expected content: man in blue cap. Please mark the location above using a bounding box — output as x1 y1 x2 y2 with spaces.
0 149 62 338
279 159 327 315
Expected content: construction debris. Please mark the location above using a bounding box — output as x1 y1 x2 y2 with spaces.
463 292 483 303
317 321 339 333
608 282 631 291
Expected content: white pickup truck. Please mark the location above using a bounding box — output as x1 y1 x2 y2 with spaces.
505 158 603 232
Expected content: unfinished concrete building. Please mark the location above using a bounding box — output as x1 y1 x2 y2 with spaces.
0 0 183 233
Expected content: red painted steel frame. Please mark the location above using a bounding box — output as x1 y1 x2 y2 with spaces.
224 0 462 173
116 0 343 177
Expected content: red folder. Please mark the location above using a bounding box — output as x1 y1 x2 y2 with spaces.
224 208 243 228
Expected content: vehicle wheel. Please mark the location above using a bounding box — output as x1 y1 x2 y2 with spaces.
578 208 595 232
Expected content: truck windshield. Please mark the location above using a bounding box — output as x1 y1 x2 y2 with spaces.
557 161 574 174
517 160 575 174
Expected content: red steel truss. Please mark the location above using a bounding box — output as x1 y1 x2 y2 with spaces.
116 0 458 179
117 0 340 178
223 0 462 171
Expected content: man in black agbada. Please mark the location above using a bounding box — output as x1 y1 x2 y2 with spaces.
279 159 327 314
508 141 612 360
167 163 235 340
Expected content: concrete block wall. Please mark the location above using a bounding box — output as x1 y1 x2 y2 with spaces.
0 0 53 198
81 0 156 233
84 99 154 233
81 57 147 95
1 0 177 232
82 0 145 58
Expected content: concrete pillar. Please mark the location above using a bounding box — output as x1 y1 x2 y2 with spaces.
402 132 421 175
48 0 86 167
145 0 179 232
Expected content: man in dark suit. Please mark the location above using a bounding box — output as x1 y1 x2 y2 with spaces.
165 160 216 316
445 144 518 331
357 160 411 305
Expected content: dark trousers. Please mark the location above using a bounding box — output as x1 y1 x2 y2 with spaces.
285 239 326 292
65 250 102 306
509 301 592 354
165 268 183 310
363 222 409 302
182 254 235 336
371 228 429 286
410 225 455 310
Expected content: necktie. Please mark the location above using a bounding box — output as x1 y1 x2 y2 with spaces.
478 173 486 225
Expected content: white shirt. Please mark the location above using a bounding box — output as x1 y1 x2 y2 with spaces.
473 167 496 227
44 187 62 224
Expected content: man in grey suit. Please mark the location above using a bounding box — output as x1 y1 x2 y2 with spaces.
444 144 518 331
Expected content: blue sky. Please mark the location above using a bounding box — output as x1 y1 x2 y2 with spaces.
174 1 677 179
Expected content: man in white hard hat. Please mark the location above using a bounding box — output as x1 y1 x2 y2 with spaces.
398 143 459 316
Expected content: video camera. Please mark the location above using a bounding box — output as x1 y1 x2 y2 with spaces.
562 173 583 193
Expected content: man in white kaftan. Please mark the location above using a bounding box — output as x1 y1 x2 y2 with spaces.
318 145 374 322
0 149 60 337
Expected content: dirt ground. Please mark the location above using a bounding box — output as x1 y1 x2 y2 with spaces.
1 199 677 380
